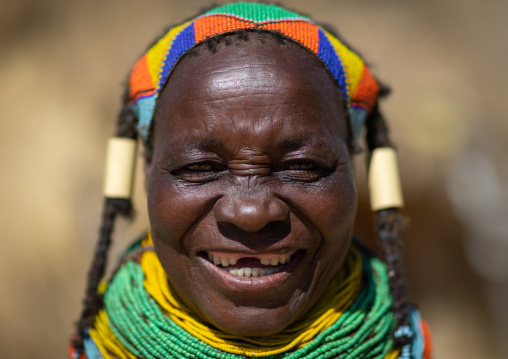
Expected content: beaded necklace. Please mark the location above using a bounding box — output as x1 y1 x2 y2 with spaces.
87 236 402 359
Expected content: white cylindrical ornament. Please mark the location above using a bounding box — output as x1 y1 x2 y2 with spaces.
103 137 137 199
368 147 404 211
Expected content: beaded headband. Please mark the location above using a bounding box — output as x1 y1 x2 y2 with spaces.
128 2 381 141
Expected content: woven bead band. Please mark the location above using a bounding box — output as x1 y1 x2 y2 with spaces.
128 3 381 142
368 147 404 211
103 137 137 199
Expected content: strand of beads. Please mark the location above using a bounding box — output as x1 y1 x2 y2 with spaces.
98 249 396 359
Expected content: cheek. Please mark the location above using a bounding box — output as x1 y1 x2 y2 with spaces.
146 174 218 249
284 170 357 243
322 176 357 235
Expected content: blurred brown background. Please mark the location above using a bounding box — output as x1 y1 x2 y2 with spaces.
1 0 507 358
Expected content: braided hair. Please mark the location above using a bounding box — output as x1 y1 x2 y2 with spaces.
366 100 411 345
73 25 411 353
72 90 137 350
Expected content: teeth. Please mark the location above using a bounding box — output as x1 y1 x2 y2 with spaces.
221 257 230 267
251 268 259 277
209 253 237 267
211 253 293 267
207 252 295 278
226 267 282 278
213 256 221 266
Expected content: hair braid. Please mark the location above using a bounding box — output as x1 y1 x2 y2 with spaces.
365 102 412 346
73 91 138 351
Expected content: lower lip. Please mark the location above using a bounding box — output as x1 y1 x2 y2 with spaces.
199 251 305 290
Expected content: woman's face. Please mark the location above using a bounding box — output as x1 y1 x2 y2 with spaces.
145 35 356 336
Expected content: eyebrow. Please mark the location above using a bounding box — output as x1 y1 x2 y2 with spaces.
198 138 224 152
276 134 333 153
167 133 334 158
164 138 224 155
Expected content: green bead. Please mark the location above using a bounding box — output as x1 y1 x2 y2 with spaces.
98 250 397 359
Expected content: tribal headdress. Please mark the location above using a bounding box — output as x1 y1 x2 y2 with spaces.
128 2 381 141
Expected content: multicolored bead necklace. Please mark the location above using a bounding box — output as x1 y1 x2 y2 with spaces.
84 235 407 359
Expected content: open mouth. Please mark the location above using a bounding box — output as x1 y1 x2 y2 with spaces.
202 251 300 278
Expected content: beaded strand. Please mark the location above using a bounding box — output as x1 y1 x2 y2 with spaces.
92 244 399 358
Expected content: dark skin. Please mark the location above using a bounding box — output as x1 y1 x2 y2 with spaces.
145 35 357 336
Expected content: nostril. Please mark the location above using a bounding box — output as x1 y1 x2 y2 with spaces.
218 218 291 243
214 195 289 233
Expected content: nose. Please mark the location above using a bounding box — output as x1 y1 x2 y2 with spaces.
214 188 289 233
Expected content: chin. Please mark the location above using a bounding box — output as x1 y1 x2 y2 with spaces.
206 305 303 337
163 243 347 337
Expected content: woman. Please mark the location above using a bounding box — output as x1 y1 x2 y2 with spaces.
70 3 432 358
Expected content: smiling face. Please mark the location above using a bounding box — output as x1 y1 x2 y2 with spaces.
145 34 357 336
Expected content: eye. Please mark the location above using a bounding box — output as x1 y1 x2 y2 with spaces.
278 160 333 182
187 163 213 171
287 162 316 170
170 161 226 183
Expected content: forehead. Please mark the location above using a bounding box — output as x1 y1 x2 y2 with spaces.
152 33 349 151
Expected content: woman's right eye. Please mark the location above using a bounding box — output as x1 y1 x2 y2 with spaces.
170 161 226 182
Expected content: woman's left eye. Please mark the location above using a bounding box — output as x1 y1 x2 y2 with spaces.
279 161 332 182
187 163 213 171
287 162 315 170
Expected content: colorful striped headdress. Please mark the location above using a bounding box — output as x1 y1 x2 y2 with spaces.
128 2 381 141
